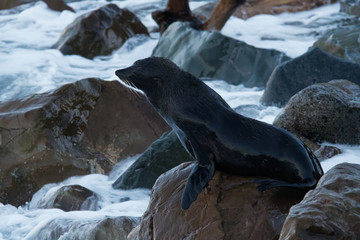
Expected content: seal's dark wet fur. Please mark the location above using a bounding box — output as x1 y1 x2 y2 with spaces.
116 57 324 210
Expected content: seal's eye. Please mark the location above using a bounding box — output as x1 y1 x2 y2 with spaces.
153 77 162 85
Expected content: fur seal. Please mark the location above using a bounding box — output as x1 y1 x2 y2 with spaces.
115 57 324 210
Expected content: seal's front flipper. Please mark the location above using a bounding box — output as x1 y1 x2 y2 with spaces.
181 162 215 210
255 178 317 192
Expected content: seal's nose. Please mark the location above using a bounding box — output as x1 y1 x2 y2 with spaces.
115 67 133 80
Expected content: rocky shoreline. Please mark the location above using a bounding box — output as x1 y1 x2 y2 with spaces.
1 0 360 239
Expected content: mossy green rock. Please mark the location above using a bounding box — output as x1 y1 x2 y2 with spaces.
152 22 290 88
112 131 192 190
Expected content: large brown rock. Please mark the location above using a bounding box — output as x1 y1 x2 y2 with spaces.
129 162 306 240
0 78 169 206
279 163 360 239
273 80 360 145
234 0 336 19
53 4 149 59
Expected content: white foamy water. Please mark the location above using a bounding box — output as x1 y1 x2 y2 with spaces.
0 1 359 239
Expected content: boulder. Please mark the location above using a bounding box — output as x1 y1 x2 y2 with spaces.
297 136 342 161
28 216 140 240
53 4 149 59
112 131 192 190
0 78 169 206
129 162 306 240
261 48 360 106
42 0 74 12
279 163 360 239
234 0 336 19
42 185 100 211
313 21 360 64
192 3 215 21
273 80 360 145
152 22 290 87
0 0 74 12
340 0 360 16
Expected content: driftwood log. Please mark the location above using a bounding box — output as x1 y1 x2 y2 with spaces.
152 0 247 33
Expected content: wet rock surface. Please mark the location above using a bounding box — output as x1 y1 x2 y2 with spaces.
152 22 290 88
261 48 360 106
47 185 100 211
0 78 169 206
313 21 360 64
279 163 360 239
53 4 149 59
234 0 336 19
30 216 140 240
0 0 73 11
112 131 192 190
340 0 360 16
129 162 306 240
273 80 360 145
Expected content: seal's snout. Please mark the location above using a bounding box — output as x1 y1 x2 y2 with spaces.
115 67 134 80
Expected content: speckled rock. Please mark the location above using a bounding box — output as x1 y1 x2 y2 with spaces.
273 80 360 145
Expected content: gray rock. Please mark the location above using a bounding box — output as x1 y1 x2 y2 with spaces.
313 21 360 64
152 22 290 88
279 163 360 240
112 131 192 190
29 216 140 240
49 185 100 211
261 47 360 106
273 80 360 145
192 2 216 20
53 4 149 59
340 0 360 16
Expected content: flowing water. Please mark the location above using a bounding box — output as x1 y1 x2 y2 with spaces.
1 1 360 239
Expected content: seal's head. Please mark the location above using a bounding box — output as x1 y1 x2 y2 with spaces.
115 57 188 110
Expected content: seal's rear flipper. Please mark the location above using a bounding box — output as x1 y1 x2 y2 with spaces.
181 162 215 210
255 178 317 192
